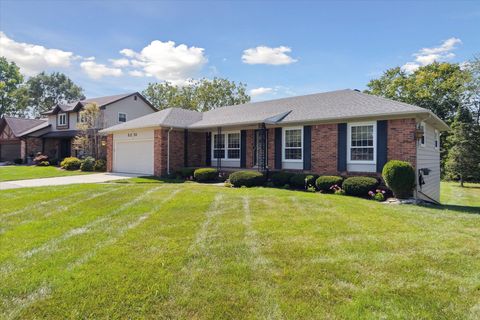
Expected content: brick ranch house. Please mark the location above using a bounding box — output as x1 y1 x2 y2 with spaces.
101 89 449 203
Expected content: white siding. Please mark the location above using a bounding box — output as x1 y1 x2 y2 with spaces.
102 95 155 128
416 122 441 202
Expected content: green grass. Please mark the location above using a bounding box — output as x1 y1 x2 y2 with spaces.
0 182 479 319
441 181 480 207
0 166 93 182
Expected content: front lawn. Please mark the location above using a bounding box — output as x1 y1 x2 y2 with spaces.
0 166 93 182
1 183 479 319
441 181 480 207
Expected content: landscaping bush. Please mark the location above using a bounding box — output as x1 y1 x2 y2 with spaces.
289 173 318 189
315 176 344 192
229 171 266 187
13 158 23 165
270 171 295 187
80 157 95 172
33 153 48 164
94 159 107 172
175 167 196 179
37 161 50 166
60 157 82 170
382 160 415 199
194 168 218 182
342 176 379 197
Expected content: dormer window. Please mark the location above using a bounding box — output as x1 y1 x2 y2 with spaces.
134 95 137 101
58 113 67 126
118 113 127 122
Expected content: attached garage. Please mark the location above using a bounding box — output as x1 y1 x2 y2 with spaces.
113 129 154 175
0 142 21 161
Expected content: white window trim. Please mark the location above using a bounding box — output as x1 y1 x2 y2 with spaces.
434 129 440 150
419 122 426 147
282 126 303 162
58 113 67 126
347 121 377 165
211 130 241 160
118 112 127 123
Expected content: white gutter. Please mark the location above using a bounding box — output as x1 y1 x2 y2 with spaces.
167 127 173 175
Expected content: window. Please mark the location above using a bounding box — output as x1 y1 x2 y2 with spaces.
348 122 376 163
58 113 67 126
434 129 440 149
118 113 127 122
134 95 137 101
419 122 425 147
283 127 303 161
212 131 241 160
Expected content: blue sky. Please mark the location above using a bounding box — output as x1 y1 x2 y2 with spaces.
0 0 479 100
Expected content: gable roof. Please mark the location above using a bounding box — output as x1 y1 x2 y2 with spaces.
101 89 450 133
0 116 47 137
42 92 157 115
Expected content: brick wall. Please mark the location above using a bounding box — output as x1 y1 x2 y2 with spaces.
311 124 338 175
245 130 255 168
44 139 60 160
267 128 275 169
106 134 113 172
153 128 185 176
187 131 206 167
24 137 43 159
387 118 416 168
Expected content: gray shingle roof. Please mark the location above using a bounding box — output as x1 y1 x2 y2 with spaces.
1 116 47 137
101 89 449 132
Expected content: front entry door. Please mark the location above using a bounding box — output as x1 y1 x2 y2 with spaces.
59 139 71 159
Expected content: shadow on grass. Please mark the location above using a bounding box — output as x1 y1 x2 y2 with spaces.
421 203 480 215
115 176 187 184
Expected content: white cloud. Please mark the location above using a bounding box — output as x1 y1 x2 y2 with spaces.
109 58 130 67
119 40 207 83
401 37 462 73
128 70 144 77
80 60 123 79
250 87 273 97
242 46 297 65
0 31 74 75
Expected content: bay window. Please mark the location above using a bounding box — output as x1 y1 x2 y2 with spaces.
212 131 240 160
283 127 303 161
348 122 376 163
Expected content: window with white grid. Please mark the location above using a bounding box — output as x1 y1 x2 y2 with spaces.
212 131 241 160
283 128 303 161
227 133 240 159
348 123 376 162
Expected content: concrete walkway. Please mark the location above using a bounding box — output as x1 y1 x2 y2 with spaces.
0 172 139 190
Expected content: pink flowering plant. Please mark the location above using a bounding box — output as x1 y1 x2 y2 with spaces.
330 184 345 195
369 189 386 202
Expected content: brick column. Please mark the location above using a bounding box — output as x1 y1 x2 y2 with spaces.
311 124 338 175
387 118 416 168
106 134 113 172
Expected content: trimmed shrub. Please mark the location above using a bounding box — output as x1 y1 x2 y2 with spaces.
13 158 23 165
37 161 50 166
229 171 266 187
176 167 196 179
271 171 295 187
194 168 218 182
343 176 379 197
60 157 82 170
382 160 415 199
33 153 48 164
315 176 344 192
94 159 107 172
290 173 318 189
80 157 95 172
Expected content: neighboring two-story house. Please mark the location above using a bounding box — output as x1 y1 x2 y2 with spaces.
4 92 156 162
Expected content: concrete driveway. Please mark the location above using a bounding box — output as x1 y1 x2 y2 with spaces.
0 172 139 190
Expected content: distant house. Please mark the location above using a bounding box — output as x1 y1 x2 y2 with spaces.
0 92 156 162
101 89 449 203
0 117 47 162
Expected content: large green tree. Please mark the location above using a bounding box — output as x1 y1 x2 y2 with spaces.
26 72 85 117
143 77 250 111
0 57 24 116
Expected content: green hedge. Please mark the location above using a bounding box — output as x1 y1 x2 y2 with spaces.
176 167 196 179
229 171 266 187
290 173 318 189
315 176 344 192
382 160 415 199
271 171 295 187
343 176 379 197
194 168 218 182
94 159 107 172
60 157 82 171
80 157 95 172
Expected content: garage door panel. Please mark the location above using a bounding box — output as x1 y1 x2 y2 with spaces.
113 139 154 175
0 143 21 161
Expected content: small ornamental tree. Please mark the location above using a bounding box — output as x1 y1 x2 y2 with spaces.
382 160 415 198
73 103 103 158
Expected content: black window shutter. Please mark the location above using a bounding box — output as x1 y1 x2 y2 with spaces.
240 130 247 168
376 120 388 173
303 126 311 170
337 123 347 172
205 132 211 166
274 127 282 170
184 129 188 167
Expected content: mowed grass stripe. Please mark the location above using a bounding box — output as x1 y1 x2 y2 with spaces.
0 185 176 318
17 186 215 319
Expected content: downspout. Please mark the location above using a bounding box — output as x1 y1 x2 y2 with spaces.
167 127 173 175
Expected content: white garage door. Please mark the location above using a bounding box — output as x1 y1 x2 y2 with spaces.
114 139 154 175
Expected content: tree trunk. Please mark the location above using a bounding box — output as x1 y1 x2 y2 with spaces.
460 175 464 187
